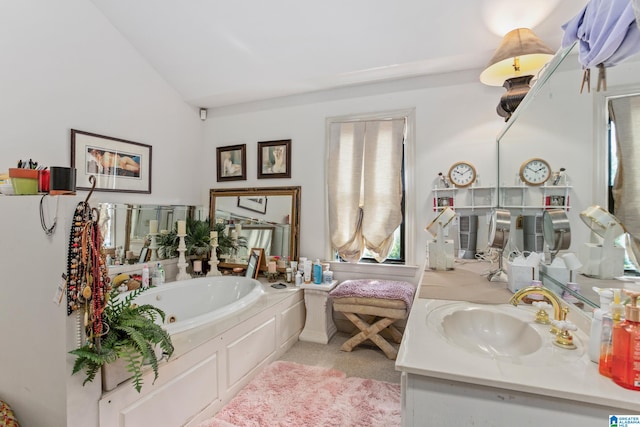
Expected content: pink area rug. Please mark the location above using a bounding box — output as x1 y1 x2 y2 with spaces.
198 361 401 427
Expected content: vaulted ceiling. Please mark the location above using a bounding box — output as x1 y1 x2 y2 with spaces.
89 0 587 108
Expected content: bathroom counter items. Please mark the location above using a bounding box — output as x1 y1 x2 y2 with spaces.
396 260 640 426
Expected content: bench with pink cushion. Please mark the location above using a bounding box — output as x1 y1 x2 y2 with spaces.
329 279 415 360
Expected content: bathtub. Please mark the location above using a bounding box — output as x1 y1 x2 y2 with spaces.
130 276 265 335
100 277 305 427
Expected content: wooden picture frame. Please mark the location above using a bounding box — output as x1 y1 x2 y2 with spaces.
217 144 246 182
257 139 291 179
71 129 152 193
245 248 265 279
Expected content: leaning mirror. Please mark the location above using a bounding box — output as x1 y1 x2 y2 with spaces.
209 186 301 267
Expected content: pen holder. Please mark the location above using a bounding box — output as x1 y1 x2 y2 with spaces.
9 168 38 195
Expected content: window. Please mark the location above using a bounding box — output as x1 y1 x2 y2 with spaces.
326 110 414 265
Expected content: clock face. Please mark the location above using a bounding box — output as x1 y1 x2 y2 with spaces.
448 161 476 188
519 158 551 186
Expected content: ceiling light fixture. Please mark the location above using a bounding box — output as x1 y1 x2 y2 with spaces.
480 28 555 121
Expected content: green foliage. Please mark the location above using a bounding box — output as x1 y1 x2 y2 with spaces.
69 287 175 393
157 230 179 259
185 217 213 257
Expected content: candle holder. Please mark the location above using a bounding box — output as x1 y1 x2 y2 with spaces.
176 233 190 281
148 232 158 262
207 244 222 276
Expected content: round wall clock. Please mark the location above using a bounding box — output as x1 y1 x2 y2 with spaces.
519 158 551 186
448 161 477 188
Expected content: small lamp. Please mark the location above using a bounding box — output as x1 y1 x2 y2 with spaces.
480 28 555 121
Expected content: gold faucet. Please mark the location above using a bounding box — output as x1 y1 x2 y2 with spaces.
509 286 563 321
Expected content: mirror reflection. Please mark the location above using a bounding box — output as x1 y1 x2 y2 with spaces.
497 42 640 310
209 186 301 265
98 203 206 265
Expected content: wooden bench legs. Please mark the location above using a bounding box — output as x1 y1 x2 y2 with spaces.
340 312 403 360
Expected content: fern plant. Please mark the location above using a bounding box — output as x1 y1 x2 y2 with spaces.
69 287 175 393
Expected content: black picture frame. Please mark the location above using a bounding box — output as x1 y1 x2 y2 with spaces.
237 196 268 214
257 139 291 179
71 129 152 193
216 144 247 182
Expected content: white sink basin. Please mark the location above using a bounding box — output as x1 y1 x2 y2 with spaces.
426 301 584 365
441 307 542 357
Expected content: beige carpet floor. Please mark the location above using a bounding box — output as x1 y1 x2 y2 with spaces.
278 331 401 384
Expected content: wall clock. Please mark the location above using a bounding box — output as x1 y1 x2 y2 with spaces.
519 158 551 186
448 161 477 188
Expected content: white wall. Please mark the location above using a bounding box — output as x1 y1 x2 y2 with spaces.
0 1 204 426
203 73 503 279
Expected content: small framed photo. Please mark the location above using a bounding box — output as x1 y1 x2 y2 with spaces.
237 195 268 214
258 139 291 179
71 129 152 193
216 144 246 182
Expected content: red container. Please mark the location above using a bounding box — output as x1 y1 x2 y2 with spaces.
38 170 50 192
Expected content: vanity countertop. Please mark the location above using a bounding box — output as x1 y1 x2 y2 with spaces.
396 260 640 412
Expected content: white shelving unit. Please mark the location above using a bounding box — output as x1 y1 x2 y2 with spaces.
431 185 496 212
500 184 572 211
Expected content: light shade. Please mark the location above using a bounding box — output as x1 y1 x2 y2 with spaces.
480 28 555 86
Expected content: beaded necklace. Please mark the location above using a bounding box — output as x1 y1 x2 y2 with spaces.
66 200 110 347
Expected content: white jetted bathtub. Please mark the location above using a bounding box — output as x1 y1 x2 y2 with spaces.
132 276 265 334
99 276 305 427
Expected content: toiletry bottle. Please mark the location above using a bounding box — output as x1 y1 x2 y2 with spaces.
589 288 613 363
313 259 323 284
612 290 640 390
142 263 150 288
156 262 165 285
295 271 302 286
285 267 292 283
599 289 624 377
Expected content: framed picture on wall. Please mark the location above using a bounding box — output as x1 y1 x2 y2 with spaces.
216 144 247 182
71 129 152 193
257 139 291 179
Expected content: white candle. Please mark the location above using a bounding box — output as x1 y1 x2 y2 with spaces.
231 229 237 240
235 223 242 235
177 220 186 235
268 261 277 273
210 231 218 246
193 260 202 273
149 219 158 234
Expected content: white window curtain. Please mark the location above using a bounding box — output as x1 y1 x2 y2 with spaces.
328 119 405 263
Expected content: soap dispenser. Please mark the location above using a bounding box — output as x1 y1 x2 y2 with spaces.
599 289 624 377
612 290 640 391
589 287 613 363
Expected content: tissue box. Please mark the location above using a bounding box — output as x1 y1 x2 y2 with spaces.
579 243 624 279
9 168 38 195
427 240 454 270
506 260 538 293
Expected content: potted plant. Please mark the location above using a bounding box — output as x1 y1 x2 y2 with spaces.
69 286 175 393
157 229 179 259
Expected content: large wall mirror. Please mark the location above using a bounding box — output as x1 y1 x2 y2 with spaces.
209 186 301 264
98 203 206 264
497 42 640 309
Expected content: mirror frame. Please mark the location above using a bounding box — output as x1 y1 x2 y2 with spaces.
209 186 301 263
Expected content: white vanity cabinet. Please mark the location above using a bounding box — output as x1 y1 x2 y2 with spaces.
396 261 640 427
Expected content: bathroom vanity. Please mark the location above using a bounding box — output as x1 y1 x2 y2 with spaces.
396 261 640 427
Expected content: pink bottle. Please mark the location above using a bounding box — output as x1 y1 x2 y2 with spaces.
611 290 640 391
